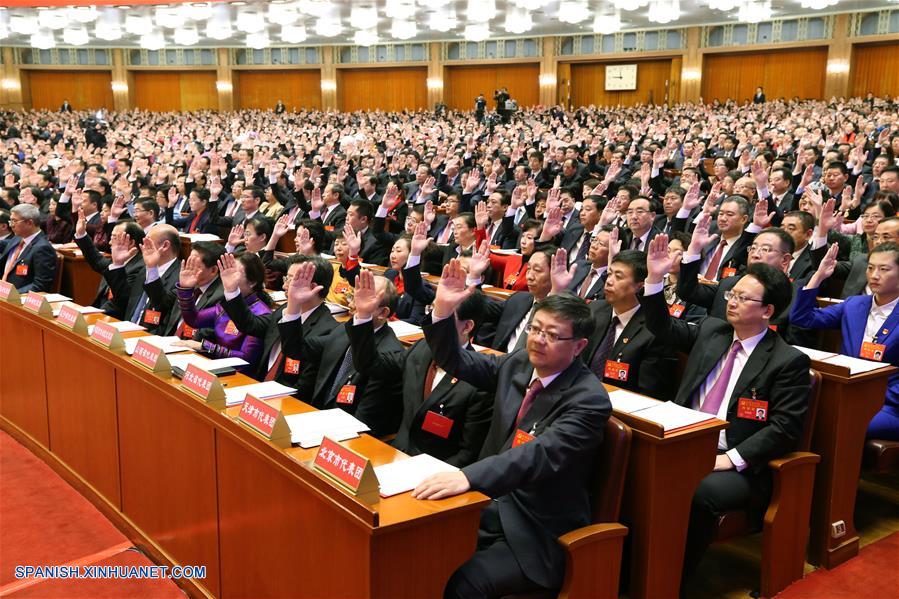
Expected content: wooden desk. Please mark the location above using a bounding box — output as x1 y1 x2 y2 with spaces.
276 229 296 252
608 387 728 599
805 359 896 569
56 249 102 307
0 299 488 598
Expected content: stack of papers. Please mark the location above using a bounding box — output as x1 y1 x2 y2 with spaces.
180 233 221 242
22 293 71 304
630 401 716 433
794 346 889 375
168 354 247 371
283 409 369 447
608 389 660 414
388 320 423 338
124 336 191 355
326 302 350 314
374 454 459 498
87 321 145 335
224 381 297 406
268 291 287 303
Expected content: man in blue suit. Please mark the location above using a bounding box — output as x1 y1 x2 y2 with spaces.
791 242 899 440
0 204 57 292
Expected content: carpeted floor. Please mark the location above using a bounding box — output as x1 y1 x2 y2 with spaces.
0 431 184 597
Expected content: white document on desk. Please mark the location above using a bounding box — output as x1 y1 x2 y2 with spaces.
124 336 191 355
87 321 145 335
23 293 71 304
374 454 459 498
634 401 715 432
167 354 248 371
793 346 839 362
388 320 423 338
53 304 104 317
284 409 370 447
225 381 296 406
823 354 889 375
326 302 350 315
180 233 221 242
608 389 660 414
268 291 287 303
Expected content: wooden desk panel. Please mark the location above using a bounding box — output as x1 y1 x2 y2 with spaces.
0 306 50 448
59 253 102 307
43 328 121 507
807 366 892 569
116 369 221 597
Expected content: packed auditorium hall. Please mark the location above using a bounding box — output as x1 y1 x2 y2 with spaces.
0 1 897 597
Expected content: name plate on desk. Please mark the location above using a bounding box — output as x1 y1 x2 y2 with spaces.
23 292 52 317
0 281 19 303
313 437 379 497
130 339 171 374
180 363 226 409
89 320 125 352
56 304 88 336
237 394 291 448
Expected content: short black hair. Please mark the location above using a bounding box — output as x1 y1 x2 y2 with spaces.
297 218 325 254
611 249 648 283
245 185 265 204
246 216 272 241
784 210 815 232
349 199 374 223
533 292 595 340
137 197 160 219
721 195 750 216
120 221 145 246
192 188 211 203
669 230 691 249
756 227 795 254
288 254 334 299
744 263 793 318
456 290 486 335
870 242 899 267
191 240 226 268
824 161 848 176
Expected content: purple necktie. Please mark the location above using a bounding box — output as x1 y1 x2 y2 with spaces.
700 340 742 415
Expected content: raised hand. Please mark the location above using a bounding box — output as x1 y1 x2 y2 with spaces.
110 194 126 220
688 213 718 256
167 185 179 209
800 164 815 190
645 234 674 285
423 200 436 226
217 253 241 293
294 225 315 255
227 224 245 247
311 187 324 213
381 185 400 210
817 197 837 235
752 198 775 228
682 181 702 212
807 243 839 289
467 240 490 280
539 206 563 241
511 185 526 209
75 208 87 237
751 159 768 189
285 261 324 315
273 213 291 239
410 221 430 257
546 186 562 212
110 236 137 266
599 196 620 226
141 236 161 268
179 254 203 289
420 176 436 196
210 175 222 198
608 226 622 267
549 247 576 294
464 168 481 193
474 200 489 229
343 222 361 257
352 269 382 320
485 172 498 194
433 258 475 320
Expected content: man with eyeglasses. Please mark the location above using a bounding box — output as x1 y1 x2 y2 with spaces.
1 204 57 293
641 234 811 589
412 259 610 599
620 195 662 252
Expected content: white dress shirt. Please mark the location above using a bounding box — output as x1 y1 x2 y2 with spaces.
864 295 899 343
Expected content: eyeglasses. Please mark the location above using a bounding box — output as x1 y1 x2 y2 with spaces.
724 290 765 304
748 244 782 255
860 213 883 221
525 324 577 344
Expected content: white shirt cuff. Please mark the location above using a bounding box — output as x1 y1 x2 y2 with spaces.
406 253 421 268
108 263 125 271
375 206 389 218
224 287 241 301
225 244 237 253
279 311 301 323
757 186 770 199
683 253 701 263
505 207 517 217
74 231 87 239
746 223 762 234
644 281 665 295
353 315 373 326
726 448 748 472
811 235 827 250
466 276 482 287
145 266 160 283
310 210 322 219
675 207 691 219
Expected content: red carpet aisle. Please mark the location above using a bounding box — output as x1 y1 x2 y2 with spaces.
774 532 899 599
0 431 183 597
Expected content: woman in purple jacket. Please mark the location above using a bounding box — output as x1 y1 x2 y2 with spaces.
175 251 272 371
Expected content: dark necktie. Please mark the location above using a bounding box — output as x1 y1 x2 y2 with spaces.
264 348 283 382
327 346 354 402
590 316 619 374
579 270 598 299
130 291 149 324
515 379 544 428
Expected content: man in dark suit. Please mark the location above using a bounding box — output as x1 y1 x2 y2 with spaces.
165 241 225 338
106 224 181 334
60 99 73 112
74 214 145 318
642 235 811 584
619 195 662 252
0 204 57 293
558 188 584 252
412 263 611 598
224 255 337 388
341 199 390 266
678 195 756 282
480 190 517 249
280 268 404 437
566 225 611 301
312 184 348 247
781 210 818 282
765 167 796 217
348 271 493 466
559 248 676 400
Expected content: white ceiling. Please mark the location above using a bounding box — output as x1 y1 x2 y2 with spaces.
0 0 895 49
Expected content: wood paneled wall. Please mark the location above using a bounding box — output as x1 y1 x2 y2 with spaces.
235 70 322 111
132 71 217 112
701 47 827 102
851 42 899 98
445 63 539 110
337 67 427 112
567 58 679 108
24 70 114 111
